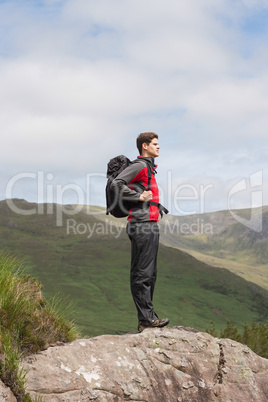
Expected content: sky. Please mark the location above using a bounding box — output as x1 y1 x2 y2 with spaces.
1 0 268 217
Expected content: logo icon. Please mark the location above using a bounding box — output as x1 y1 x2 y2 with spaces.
228 170 263 232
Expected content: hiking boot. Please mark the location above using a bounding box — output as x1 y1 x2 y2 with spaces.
138 318 170 332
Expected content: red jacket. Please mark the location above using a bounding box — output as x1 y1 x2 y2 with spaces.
111 156 159 222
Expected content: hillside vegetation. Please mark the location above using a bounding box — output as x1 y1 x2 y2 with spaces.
208 320 268 359
93 204 268 290
159 206 268 265
0 199 267 337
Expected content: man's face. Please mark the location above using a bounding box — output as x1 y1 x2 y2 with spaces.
143 138 160 158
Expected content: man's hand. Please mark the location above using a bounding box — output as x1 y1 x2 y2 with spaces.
139 190 153 202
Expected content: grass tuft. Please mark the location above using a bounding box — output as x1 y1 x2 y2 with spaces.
0 252 79 401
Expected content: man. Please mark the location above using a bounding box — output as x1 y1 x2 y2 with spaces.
111 132 169 332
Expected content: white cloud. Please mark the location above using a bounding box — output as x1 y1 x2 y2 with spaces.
0 0 267 210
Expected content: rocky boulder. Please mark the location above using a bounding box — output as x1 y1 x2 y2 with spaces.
21 326 268 401
0 380 17 402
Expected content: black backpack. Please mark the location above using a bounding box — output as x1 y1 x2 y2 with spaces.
105 155 133 217
105 155 168 218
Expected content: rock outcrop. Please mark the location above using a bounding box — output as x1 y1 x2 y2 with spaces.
0 381 16 402
21 326 268 401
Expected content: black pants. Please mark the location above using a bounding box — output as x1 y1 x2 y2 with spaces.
127 221 159 325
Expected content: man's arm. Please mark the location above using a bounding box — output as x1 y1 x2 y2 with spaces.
110 161 153 202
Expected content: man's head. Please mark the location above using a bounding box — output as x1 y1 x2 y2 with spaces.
136 132 160 158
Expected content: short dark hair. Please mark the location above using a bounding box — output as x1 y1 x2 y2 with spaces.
136 132 158 155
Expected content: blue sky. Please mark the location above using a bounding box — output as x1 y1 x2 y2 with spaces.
0 0 268 216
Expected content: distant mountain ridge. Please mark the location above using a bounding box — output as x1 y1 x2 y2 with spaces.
158 206 268 291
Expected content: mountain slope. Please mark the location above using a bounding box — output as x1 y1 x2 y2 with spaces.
96 204 268 290
158 206 268 262
0 199 267 337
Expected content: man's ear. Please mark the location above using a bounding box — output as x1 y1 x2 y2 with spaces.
142 142 148 151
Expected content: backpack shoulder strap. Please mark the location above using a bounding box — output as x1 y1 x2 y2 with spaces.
147 165 152 190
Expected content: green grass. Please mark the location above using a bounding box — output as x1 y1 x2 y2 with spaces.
0 251 79 401
0 200 267 338
178 247 268 291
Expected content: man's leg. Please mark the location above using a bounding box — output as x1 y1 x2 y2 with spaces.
127 221 159 324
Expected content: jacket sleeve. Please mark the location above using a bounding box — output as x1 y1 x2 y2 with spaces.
110 161 145 202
